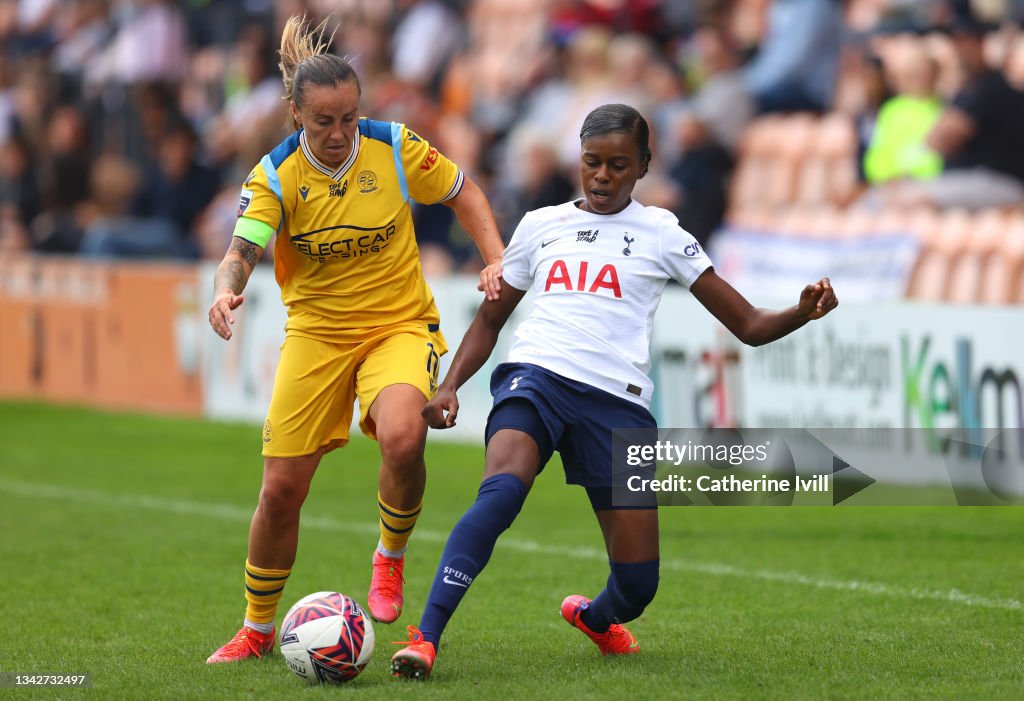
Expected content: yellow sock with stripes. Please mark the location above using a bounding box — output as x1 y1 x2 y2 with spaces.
377 493 422 557
243 560 291 628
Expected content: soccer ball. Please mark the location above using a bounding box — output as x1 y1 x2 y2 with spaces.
279 591 375 684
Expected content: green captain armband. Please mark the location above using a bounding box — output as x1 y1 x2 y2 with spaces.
232 217 275 248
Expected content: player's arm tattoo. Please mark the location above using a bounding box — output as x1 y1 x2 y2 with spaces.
232 237 262 268
214 237 263 295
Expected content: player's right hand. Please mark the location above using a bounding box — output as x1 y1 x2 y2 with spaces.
797 277 837 320
477 256 503 302
422 386 459 429
209 290 245 340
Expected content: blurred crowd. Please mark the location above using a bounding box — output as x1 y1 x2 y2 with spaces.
3 0 1024 276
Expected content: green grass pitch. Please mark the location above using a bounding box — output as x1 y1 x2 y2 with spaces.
1 401 1022 700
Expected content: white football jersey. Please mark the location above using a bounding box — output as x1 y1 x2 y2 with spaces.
501 199 712 408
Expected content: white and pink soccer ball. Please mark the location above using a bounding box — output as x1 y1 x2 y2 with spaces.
279 591 375 684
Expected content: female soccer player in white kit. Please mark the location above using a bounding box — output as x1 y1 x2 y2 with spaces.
391 103 838 679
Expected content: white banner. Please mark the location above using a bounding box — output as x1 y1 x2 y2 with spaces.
709 229 919 304
740 304 1024 433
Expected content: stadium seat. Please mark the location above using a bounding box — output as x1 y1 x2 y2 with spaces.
793 153 830 206
807 206 846 238
978 214 1024 304
730 115 814 210
904 209 966 301
1010 217 1024 304
947 254 984 304
726 205 776 232
729 161 769 211
817 113 858 204
730 117 782 210
901 206 941 244
932 208 974 255
838 207 879 238
741 112 858 212
767 205 843 239
968 208 1008 255
792 116 828 206
871 207 912 238
771 115 817 206
952 209 1012 303
772 208 814 237
906 247 952 301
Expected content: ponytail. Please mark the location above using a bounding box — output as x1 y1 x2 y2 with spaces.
278 16 360 130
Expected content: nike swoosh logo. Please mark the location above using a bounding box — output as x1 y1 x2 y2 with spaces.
636 462 654 469
540 239 562 248
442 576 468 588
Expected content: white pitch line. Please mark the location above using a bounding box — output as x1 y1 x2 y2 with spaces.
1 479 1021 613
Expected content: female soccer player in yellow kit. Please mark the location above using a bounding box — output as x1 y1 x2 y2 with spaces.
206 17 505 663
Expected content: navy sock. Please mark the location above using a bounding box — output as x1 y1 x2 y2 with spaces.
418 473 528 647
581 559 659 633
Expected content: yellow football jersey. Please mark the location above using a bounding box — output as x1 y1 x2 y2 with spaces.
233 118 464 342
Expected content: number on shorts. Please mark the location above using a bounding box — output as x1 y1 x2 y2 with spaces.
426 342 440 391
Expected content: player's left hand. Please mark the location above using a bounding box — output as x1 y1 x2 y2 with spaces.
798 277 838 320
477 256 502 302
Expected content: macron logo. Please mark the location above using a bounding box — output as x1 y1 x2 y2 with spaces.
443 566 473 588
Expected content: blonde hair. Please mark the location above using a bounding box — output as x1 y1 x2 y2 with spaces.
278 16 358 129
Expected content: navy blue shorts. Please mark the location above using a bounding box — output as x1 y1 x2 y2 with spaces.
484 362 657 510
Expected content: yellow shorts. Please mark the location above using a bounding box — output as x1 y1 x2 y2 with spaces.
262 325 447 457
